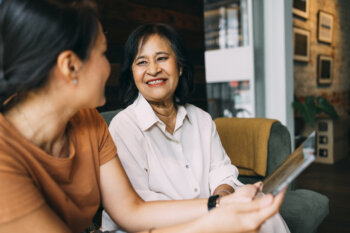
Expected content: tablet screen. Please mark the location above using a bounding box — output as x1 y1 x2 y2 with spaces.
262 131 316 195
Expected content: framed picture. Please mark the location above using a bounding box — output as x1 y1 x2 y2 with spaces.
293 28 310 62
293 0 309 18
318 11 333 43
317 55 333 85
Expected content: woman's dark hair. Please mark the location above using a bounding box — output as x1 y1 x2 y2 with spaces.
118 23 194 108
0 0 99 111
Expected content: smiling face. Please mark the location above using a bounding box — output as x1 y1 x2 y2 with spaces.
132 34 182 105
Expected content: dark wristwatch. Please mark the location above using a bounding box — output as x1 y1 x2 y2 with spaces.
207 194 220 211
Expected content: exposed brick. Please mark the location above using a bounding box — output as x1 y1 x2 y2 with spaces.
294 0 350 117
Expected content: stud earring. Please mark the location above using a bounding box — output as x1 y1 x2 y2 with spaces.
179 71 182 76
73 78 78 85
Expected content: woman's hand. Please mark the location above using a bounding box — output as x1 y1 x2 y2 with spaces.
220 182 263 204
202 188 286 233
138 188 286 233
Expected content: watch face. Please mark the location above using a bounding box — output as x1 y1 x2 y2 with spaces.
208 195 220 210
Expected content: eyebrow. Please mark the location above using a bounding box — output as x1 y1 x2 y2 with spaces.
134 51 171 61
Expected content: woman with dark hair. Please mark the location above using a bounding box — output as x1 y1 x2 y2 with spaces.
0 1 286 232
102 23 290 233
118 23 194 108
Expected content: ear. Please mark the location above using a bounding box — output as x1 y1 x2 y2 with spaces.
56 51 83 83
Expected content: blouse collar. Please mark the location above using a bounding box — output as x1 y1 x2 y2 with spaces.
132 93 190 132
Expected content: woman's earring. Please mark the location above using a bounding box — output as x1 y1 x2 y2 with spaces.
73 78 78 85
179 71 182 76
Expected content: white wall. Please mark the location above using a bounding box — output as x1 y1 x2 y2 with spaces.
263 0 294 145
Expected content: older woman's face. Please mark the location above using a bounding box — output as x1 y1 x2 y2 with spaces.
132 34 181 104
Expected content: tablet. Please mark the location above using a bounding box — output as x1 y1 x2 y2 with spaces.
262 131 316 195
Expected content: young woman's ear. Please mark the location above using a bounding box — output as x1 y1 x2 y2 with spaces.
57 51 82 84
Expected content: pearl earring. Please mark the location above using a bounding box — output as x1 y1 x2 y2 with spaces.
73 78 78 85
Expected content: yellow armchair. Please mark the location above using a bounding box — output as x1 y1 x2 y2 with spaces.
214 117 329 233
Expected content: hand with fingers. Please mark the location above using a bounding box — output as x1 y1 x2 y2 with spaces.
204 188 287 233
220 182 264 205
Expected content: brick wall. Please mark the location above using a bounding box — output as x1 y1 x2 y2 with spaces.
293 0 350 117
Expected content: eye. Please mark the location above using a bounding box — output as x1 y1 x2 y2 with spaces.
157 56 168 62
136 60 147 66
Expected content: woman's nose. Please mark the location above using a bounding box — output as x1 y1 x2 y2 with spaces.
147 62 161 76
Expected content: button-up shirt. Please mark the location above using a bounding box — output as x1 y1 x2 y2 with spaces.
109 94 242 201
102 96 289 233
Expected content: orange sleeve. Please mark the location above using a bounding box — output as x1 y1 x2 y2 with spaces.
0 151 45 223
94 110 117 165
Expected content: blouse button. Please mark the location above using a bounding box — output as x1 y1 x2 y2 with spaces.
194 188 198 192
185 164 189 168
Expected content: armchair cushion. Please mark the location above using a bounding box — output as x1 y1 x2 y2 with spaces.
215 118 278 176
281 189 329 233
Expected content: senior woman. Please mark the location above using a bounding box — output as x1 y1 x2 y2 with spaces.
101 23 290 233
0 1 286 233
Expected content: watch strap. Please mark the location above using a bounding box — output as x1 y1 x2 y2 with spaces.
208 194 220 211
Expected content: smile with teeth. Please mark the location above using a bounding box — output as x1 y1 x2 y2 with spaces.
146 79 166 85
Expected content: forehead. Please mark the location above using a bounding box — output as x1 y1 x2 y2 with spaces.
137 34 173 54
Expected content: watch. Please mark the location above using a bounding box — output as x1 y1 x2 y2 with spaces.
207 194 220 211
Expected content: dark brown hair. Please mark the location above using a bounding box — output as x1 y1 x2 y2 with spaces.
0 0 99 111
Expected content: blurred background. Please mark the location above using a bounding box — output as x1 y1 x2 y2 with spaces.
95 1 350 232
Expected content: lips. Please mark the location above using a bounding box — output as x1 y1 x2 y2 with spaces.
146 78 167 86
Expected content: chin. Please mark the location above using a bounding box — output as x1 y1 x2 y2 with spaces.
95 97 106 108
145 92 172 101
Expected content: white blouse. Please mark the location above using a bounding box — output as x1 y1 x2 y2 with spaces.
101 94 290 233
110 94 242 201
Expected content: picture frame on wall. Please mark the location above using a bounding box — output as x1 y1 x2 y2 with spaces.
317 55 333 85
293 28 310 62
318 11 333 44
293 0 309 19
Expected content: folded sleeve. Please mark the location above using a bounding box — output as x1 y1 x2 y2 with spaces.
94 110 117 165
208 121 243 194
0 153 45 223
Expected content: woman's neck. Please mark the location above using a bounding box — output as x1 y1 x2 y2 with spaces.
149 100 177 134
4 92 76 157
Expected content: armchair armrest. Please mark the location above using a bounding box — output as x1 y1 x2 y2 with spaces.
266 122 292 176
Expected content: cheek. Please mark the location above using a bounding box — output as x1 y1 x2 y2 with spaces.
174 76 180 90
102 56 110 71
132 67 143 83
168 61 180 76
103 62 111 78
106 57 111 71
